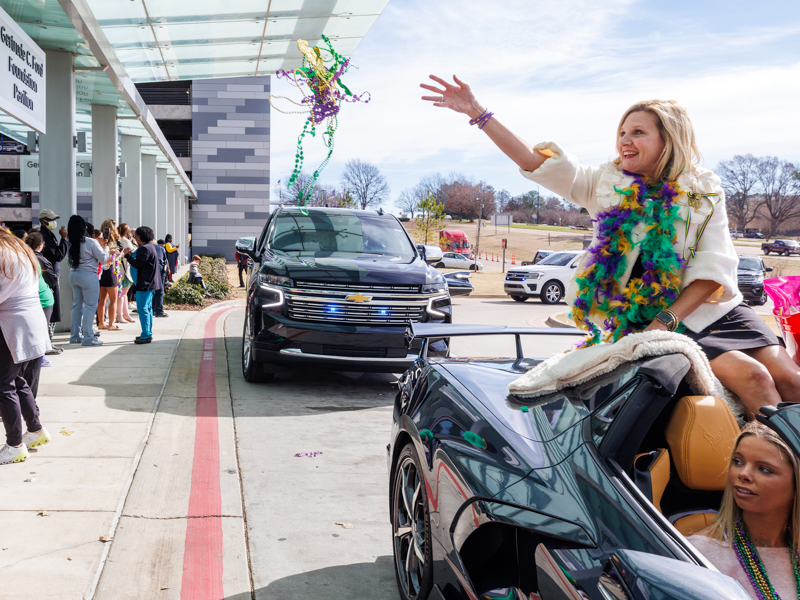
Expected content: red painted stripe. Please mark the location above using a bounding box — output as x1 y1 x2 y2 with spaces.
181 308 230 600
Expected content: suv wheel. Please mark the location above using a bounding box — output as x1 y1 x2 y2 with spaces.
511 295 527 302
242 313 274 383
540 281 564 304
753 291 768 306
784 250 791 256
763 249 770 255
434 262 445 269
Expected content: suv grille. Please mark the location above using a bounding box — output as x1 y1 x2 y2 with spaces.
738 273 759 284
286 282 433 325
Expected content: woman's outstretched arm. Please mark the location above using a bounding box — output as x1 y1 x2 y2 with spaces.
420 74 549 173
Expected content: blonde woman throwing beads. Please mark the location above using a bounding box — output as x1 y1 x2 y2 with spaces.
689 422 800 599
421 74 800 420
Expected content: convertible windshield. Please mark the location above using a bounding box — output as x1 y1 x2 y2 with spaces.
538 252 580 267
738 257 762 271
269 210 416 261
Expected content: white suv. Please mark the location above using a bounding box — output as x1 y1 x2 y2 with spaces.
504 250 585 304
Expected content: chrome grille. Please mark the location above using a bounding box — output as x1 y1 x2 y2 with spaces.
286 282 436 325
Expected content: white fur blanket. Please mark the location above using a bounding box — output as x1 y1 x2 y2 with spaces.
508 330 743 419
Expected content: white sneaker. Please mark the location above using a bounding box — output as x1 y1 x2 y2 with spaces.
22 428 51 449
0 444 29 464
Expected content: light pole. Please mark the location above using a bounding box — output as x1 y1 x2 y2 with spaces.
475 198 483 270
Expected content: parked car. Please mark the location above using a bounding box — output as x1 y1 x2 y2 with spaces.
520 249 554 266
0 190 25 205
442 270 473 296
504 250 585 304
237 206 452 382
729 230 741 238
389 323 763 600
737 256 772 306
762 239 800 256
434 251 483 271
744 232 764 239
415 244 443 265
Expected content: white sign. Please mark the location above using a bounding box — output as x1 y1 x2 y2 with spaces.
21 154 93 192
0 6 46 133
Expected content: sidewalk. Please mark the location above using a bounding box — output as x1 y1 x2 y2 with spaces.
0 300 240 599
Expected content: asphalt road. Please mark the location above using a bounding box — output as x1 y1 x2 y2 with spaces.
224 296 572 599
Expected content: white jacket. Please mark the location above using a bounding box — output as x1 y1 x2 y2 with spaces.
0 248 51 363
520 141 742 333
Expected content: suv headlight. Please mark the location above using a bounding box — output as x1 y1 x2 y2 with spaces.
258 273 290 310
422 283 447 294
259 273 292 287
526 272 544 279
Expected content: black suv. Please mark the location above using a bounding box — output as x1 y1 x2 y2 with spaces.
738 255 772 306
238 206 452 382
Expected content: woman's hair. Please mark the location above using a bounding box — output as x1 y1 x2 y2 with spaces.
101 219 120 244
26 231 45 251
702 421 800 548
0 226 38 278
165 234 173 243
67 215 87 269
135 226 154 244
118 223 131 238
614 100 702 182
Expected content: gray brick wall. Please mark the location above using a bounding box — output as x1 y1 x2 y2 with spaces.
191 76 271 260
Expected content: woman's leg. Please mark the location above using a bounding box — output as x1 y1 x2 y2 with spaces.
81 274 100 343
117 287 130 321
745 345 800 404
0 335 25 447
69 271 84 343
709 350 782 420
97 287 109 328
106 288 117 328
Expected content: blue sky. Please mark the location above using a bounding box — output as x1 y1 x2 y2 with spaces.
269 0 800 211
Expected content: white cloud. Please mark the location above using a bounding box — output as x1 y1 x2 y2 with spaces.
269 0 800 209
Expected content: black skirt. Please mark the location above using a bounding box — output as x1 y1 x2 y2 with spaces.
683 303 780 361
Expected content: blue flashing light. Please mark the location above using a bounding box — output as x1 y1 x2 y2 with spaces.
328 306 338 313
379 309 388 316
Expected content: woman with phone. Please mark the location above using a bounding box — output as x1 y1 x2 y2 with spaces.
97 219 122 331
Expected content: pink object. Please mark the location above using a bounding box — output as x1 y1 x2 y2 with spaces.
765 276 800 366
764 276 800 316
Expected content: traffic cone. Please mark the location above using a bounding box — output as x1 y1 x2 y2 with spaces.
512 254 516 265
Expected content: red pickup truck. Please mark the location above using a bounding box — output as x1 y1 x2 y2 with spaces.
762 239 800 256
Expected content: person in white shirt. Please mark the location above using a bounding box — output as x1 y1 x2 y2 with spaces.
421 75 800 419
0 228 52 465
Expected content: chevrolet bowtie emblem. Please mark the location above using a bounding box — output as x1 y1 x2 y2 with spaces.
346 294 372 303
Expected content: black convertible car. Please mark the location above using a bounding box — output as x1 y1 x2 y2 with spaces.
387 324 800 600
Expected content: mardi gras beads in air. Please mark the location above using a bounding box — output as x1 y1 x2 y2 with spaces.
269 35 370 210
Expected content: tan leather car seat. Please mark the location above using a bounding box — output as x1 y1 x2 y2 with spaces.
664 395 740 536
633 448 671 513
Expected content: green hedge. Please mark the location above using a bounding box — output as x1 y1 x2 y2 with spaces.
164 257 230 305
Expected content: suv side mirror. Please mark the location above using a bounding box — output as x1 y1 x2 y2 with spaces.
766 266 773 272
417 246 426 262
236 244 261 264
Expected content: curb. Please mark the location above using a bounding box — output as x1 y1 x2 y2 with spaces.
546 313 576 329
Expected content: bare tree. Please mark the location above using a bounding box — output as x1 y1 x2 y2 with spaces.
754 157 800 239
397 188 418 216
496 189 512 212
340 159 390 210
717 154 761 232
412 173 446 203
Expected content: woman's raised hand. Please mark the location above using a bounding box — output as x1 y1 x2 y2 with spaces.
421 75 481 117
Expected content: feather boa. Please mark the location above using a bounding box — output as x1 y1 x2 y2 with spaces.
570 172 688 347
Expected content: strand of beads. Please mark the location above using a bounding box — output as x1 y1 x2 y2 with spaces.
732 520 800 600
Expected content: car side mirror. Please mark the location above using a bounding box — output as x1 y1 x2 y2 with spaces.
570 263 578 268
766 267 773 272
418 246 426 261
597 549 751 600
237 246 261 264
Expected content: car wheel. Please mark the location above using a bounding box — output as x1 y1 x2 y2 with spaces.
469 264 477 271
434 262 445 269
764 249 770 255
540 281 564 304
511 295 527 302
392 444 433 600
753 291 768 306
784 250 790 256
242 313 274 383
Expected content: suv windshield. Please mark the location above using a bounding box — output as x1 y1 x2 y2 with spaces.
538 252 580 267
269 210 416 261
738 257 762 271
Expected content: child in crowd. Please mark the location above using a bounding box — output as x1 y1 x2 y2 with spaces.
188 255 207 290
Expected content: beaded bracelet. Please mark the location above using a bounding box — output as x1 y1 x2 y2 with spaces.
469 109 494 130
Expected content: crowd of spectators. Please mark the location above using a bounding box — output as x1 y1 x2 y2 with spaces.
0 208 181 465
